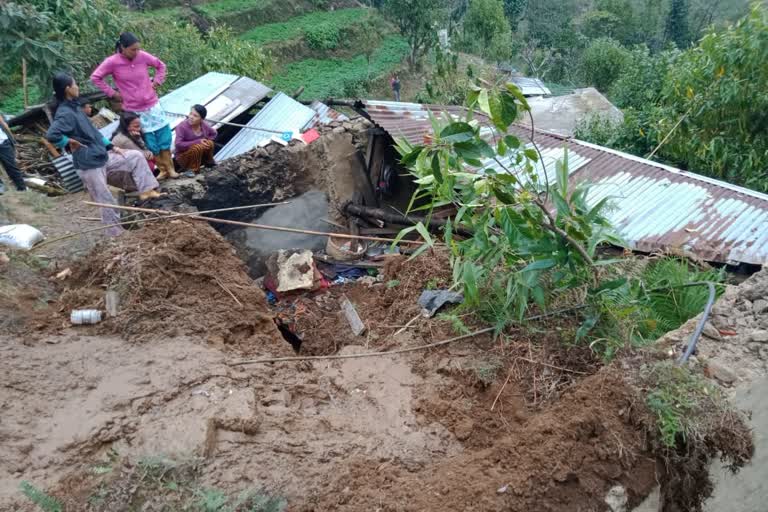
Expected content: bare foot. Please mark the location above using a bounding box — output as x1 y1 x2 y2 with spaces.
138 190 164 201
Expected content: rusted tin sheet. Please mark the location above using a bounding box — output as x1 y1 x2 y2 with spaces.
362 100 768 266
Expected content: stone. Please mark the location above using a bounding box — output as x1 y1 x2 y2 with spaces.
749 330 768 343
604 485 628 512
754 299 768 314
0 251 9 265
332 126 345 134
702 322 723 341
708 361 738 384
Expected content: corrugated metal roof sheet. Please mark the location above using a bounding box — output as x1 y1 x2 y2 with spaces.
215 92 316 161
99 72 272 139
509 76 551 96
309 100 349 125
362 99 768 266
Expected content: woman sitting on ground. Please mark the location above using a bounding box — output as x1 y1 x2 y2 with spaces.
174 104 217 176
46 73 162 236
112 112 156 173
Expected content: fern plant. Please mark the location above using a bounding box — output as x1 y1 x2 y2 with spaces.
20 482 62 512
582 258 725 359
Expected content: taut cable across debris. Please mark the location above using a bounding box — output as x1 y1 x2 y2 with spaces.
83 202 435 245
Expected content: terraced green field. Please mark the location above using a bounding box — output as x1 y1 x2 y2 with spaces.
240 8 369 45
269 35 408 99
196 0 271 17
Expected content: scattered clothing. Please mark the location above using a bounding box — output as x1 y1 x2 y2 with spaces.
418 289 464 317
90 50 166 112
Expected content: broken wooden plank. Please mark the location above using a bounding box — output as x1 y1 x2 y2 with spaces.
341 295 366 336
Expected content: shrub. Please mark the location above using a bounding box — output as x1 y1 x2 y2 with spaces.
579 37 631 92
304 23 340 51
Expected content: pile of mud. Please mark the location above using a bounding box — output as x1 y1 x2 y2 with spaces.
309 370 658 512
57 220 284 353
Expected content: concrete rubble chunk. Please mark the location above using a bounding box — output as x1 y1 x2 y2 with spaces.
753 299 768 314
702 322 723 341
275 250 315 293
604 485 628 512
707 361 738 385
749 330 768 344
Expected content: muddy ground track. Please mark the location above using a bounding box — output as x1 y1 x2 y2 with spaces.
0 224 660 512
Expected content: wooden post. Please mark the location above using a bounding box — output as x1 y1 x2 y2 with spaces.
22 58 29 109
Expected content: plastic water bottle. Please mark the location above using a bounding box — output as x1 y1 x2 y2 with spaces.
70 309 103 325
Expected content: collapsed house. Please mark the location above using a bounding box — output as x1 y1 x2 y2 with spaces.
357 99 768 268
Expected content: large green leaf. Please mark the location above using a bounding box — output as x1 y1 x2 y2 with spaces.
440 122 475 143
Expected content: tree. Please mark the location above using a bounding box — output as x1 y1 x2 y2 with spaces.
394 83 622 326
578 5 768 193
657 4 768 189
502 0 526 30
665 0 691 48
463 0 513 62
521 0 579 50
608 46 679 109
384 0 445 70
579 37 631 92
0 2 63 103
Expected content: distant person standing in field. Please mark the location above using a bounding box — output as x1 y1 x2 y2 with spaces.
391 74 401 102
91 32 179 179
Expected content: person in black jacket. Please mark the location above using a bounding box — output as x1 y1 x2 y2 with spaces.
45 73 161 236
0 113 27 194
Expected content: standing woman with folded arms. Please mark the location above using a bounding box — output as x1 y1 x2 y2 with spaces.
91 32 179 179
46 73 162 236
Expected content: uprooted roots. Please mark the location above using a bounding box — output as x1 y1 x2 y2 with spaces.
57 219 282 351
636 361 754 511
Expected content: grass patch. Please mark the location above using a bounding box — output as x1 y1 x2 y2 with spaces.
0 85 42 115
17 191 54 214
269 35 408 99
645 362 718 447
240 8 368 45
138 5 181 18
197 0 270 17
78 453 287 511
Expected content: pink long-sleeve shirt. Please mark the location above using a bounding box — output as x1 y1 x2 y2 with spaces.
90 50 166 112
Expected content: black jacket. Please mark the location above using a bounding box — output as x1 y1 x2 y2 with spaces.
46 99 111 169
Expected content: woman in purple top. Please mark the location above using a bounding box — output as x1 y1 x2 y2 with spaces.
91 32 179 179
175 104 217 175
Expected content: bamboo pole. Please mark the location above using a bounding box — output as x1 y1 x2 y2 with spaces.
22 58 29 109
83 201 430 245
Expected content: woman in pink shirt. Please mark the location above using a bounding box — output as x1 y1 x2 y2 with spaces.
175 104 218 176
91 32 179 179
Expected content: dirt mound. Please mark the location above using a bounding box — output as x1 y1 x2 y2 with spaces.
307 369 657 512
56 220 286 354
